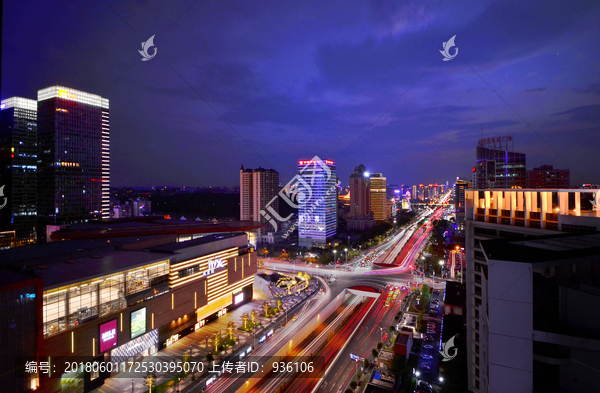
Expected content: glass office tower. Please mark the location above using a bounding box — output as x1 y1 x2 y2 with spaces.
474 136 526 189
36 87 110 241
297 158 337 248
0 97 38 246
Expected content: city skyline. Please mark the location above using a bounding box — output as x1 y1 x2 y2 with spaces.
2 0 599 188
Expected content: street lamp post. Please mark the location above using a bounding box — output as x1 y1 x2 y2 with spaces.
333 250 337 275
345 248 348 265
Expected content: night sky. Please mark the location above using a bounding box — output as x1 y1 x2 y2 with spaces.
2 0 599 187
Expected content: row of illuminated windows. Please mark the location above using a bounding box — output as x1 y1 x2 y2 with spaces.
42 261 169 337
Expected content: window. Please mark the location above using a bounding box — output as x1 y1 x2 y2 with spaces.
178 265 200 278
42 261 168 337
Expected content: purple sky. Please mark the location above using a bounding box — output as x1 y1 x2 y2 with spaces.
2 0 599 187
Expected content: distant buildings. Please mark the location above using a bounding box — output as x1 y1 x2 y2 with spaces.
474 135 526 189
0 97 38 246
239 166 279 229
527 164 570 188
464 187 600 393
36 86 110 242
112 197 152 218
369 173 389 222
298 158 337 248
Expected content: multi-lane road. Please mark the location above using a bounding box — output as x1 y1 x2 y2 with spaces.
216 200 452 392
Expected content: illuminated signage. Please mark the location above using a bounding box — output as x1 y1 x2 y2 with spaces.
194 320 206 331
259 335 266 343
99 319 118 353
206 376 216 386
298 159 335 166
267 329 274 337
232 288 242 295
218 308 227 318
166 334 179 347
130 308 146 339
246 346 253 355
58 89 78 100
234 293 244 305
203 258 225 277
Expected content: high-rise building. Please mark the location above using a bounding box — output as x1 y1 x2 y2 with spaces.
239 166 279 228
0 97 38 246
349 164 370 218
298 158 337 248
464 188 600 393
474 136 526 189
412 185 417 200
526 164 570 188
370 173 388 222
36 86 110 241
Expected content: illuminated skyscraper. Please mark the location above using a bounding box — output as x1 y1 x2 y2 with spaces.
36 86 109 241
369 173 388 222
298 158 337 248
0 97 38 246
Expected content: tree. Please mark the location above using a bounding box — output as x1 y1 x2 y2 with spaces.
356 371 362 379
212 332 221 352
363 358 369 368
251 309 257 326
372 348 379 358
276 298 283 310
377 341 383 350
241 313 249 329
263 301 270 317
394 315 400 321
389 325 396 333
389 354 407 374
227 321 235 340
144 372 156 392
345 390 353 393
350 380 358 390
206 353 214 362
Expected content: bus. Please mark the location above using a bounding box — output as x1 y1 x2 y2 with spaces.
385 293 392 307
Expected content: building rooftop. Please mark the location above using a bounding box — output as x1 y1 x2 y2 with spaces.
0 267 41 289
481 233 600 264
0 232 249 290
49 216 265 241
444 281 465 307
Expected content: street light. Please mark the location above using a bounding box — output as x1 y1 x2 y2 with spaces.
345 248 348 264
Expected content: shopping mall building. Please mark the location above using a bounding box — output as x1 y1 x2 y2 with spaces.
0 232 257 393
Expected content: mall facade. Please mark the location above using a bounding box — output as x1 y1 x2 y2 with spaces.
0 232 257 393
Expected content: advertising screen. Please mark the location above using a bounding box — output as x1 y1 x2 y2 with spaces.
131 308 147 339
234 292 244 304
99 319 118 353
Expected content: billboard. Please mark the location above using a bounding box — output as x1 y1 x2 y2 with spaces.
131 308 146 339
234 292 244 305
99 319 118 353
